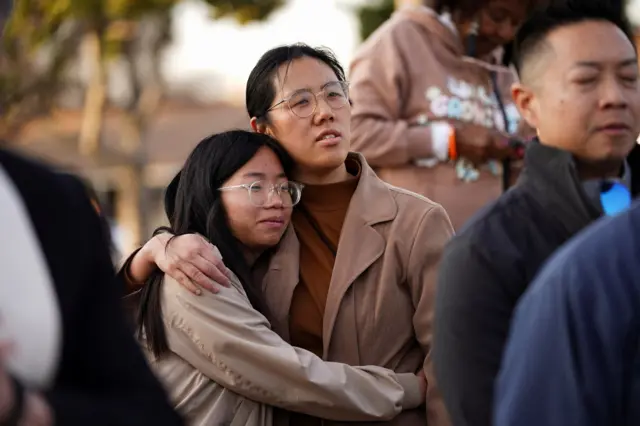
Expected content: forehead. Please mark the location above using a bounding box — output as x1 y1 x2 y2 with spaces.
274 57 339 95
231 147 285 182
545 20 636 66
240 146 282 171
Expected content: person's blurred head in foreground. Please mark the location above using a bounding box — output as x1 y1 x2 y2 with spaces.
512 0 640 179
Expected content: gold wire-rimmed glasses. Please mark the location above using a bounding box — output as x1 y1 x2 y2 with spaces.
218 180 304 207
267 81 350 118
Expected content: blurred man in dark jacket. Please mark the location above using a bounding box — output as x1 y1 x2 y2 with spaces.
433 1 640 425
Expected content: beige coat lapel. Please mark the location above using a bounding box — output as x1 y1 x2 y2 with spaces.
322 154 398 356
260 226 299 341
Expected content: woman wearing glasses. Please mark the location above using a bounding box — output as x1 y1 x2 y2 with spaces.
123 44 454 426
136 130 426 425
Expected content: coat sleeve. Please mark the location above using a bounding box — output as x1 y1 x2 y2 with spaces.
494 210 640 426
44 176 183 426
405 204 455 426
349 22 438 167
432 237 514 426
161 277 423 422
116 247 144 295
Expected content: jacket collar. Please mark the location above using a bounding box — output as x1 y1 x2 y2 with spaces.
265 152 397 273
264 152 398 270
321 153 398 355
343 152 398 225
261 153 398 349
517 139 600 236
517 139 638 236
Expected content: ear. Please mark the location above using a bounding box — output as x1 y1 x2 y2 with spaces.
249 117 262 133
250 117 276 138
511 82 540 130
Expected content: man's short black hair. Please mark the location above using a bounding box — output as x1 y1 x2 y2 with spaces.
513 0 636 78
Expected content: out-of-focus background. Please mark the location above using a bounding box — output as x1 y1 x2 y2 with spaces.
2 0 639 256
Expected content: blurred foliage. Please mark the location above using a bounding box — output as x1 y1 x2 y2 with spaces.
356 0 394 41
5 0 179 58
0 0 285 137
206 0 285 24
5 0 177 45
0 0 180 136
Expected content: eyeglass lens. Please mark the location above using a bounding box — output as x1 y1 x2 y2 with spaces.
248 181 301 206
288 82 348 117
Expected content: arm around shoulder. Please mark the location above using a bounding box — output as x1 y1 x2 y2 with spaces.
117 233 172 294
162 276 423 422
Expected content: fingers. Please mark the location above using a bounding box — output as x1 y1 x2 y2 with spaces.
192 241 231 284
455 141 485 165
179 247 230 291
179 263 222 294
191 256 231 290
170 269 204 295
163 233 232 294
184 234 231 287
195 255 230 288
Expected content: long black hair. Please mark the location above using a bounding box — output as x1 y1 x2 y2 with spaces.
245 43 348 124
137 130 294 358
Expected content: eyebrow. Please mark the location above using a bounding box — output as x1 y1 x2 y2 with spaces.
243 172 287 179
284 80 341 97
573 58 638 68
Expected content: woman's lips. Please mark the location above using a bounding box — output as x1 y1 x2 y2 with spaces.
316 135 342 147
259 218 285 229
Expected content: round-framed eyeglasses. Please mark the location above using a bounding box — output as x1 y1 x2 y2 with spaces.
267 81 350 118
219 180 304 207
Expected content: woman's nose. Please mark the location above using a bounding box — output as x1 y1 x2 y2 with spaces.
314 96 335 122
264 189 284 208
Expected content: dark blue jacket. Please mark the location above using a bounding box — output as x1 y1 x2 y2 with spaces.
494 201 640 426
